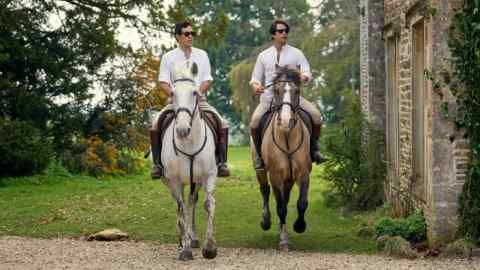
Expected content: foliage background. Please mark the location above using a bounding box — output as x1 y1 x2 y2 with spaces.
449 0 480 244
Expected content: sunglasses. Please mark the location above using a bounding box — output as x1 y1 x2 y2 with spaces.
275 29 289 34
181 31 196 37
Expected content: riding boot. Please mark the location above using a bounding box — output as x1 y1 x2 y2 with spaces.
311 123 327 164
150 129 164 179
251 127 265 170
217 128 230 177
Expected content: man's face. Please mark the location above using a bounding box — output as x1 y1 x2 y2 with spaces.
272 23 289 45
176 25 194 48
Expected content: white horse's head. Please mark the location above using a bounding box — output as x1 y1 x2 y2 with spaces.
171 60 200 139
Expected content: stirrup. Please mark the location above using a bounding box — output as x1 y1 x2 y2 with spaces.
312 152 327 165
217 163 230 177
254 155 265 170
151 165 164 179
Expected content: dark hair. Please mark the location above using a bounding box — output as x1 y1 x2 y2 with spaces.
174 21 192 36
269 20 290 35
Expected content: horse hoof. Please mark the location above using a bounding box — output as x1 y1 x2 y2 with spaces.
294 218 306 233
279 243 289 253
202 247 217 259
178 250 194 261
191 240 200 248
260 220 271 231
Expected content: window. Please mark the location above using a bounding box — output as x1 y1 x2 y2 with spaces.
412 19 426 201
386 35 400 184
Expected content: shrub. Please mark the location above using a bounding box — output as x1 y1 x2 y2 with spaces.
323 100 385 210
375 210 427 243
0 119 54 177
442 239 475 258
60 135 147 177
377 235 418 259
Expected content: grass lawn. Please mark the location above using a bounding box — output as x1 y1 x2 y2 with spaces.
0 146 378 253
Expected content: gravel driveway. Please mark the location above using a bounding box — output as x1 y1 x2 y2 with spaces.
1 236 479 270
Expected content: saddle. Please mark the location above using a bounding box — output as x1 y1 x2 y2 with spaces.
157 110 221 146
258 108 313 146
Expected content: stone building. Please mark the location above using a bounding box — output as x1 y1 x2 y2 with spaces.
359 0 468 246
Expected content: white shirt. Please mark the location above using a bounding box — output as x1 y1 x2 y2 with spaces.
158 47 213 87
250 44 312 98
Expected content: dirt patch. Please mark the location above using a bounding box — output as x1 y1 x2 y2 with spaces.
0 236 479 270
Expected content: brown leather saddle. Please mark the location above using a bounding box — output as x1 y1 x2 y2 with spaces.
157 110 221 146
258 107 313 144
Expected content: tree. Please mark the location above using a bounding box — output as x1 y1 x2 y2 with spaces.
167 0 312 133
0 0 168 154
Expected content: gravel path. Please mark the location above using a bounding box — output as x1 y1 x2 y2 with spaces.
0 236 479 270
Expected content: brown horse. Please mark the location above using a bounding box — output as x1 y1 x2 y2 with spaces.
252 66 312 252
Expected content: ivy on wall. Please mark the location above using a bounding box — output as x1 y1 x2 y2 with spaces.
449 0 480 243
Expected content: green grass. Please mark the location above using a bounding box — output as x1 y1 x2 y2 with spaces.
0 146 377 253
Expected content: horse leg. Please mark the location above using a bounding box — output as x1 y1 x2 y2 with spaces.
189 186 200 248
202 175 217 259
273 182 293 252
256 170 271 231
294 175 309 233
170 183 193 261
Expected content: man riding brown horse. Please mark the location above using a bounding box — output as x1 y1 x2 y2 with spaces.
249 19 326 170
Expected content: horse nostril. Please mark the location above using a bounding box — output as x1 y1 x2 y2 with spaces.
186 127 191 135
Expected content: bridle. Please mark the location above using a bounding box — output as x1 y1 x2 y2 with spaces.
270 79 305 181
271 79 301 126
173 78 200 127
171 77 207 196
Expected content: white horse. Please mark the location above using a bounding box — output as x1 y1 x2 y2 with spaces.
160 60 218 260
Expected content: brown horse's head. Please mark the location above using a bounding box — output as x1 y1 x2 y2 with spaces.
272 65 302 131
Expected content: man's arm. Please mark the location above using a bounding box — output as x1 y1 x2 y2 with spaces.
158 53 172 96
298 50 313 83
250 54 265 95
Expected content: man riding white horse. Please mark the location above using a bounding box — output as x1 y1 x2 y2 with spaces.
150 21 230 179
250 19 326 170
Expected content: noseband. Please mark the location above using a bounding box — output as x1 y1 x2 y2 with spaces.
173 78 200 126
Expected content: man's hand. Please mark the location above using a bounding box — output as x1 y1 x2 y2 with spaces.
300 74 310 83
199 81 210 95
252 83 265 95
160 82 173 97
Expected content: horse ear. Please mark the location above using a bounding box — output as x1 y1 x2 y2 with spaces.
296 64 301 71
191 62 199 77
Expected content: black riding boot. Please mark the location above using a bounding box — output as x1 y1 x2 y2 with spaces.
251 127 265 170
150 129 164 179
311 124 327 164
217 128 230 177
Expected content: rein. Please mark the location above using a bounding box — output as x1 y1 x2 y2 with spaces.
172 77 207 195
173 78 200 127
271 111 305 181
270 79 304 181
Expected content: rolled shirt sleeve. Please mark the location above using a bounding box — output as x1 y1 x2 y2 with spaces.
158 54 172 85
250 53 265 86
297 50 312 81
200 51 213 83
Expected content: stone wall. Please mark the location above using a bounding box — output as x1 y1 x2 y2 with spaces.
361 0 468 246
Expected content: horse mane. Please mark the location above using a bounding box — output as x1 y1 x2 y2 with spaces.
172 61 198 81
273 66 301 86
